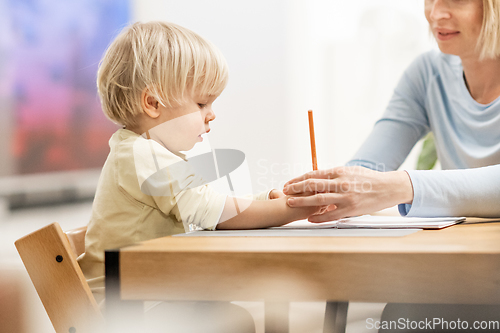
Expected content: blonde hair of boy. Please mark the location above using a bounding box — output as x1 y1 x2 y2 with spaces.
97 21 229 127
478 0 500 59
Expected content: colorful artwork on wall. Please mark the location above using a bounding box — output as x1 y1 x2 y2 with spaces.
2 0 130 174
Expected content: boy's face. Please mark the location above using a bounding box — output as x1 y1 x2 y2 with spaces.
146 92 218 153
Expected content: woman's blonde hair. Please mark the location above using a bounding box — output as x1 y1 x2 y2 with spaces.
97 21 229 127
478 0 500 59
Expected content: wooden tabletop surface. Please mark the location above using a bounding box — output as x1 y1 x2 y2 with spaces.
118 221 500 304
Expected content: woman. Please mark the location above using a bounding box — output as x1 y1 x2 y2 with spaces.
284 0 500 220
285 1 500 331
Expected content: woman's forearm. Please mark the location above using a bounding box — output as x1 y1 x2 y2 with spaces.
403 165 500 217
385 170 414 206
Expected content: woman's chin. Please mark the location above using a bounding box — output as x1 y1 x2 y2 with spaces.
435 45 463 57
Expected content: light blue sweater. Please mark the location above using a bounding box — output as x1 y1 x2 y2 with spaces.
347 50 500 217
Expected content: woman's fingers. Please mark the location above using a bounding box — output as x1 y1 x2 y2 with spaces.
288 191 319 198
282 166 398 222
284 179 334 195
283 168 344 187
287 192 343 207
283 171 319 188
307 207 350 223
312 204 337 216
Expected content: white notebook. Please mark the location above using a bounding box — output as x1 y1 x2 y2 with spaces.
277 215 466 230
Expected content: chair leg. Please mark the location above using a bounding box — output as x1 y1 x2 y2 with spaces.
323 301 349 333
265 302 289 333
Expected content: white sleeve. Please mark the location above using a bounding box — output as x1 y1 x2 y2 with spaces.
400 165 500 217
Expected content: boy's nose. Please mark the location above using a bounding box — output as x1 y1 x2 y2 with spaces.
206 109 216 122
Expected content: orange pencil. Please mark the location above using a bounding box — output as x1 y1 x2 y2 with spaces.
308 110 318 171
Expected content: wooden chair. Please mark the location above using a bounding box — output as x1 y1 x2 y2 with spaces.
15 223 104 333
16 222 348 333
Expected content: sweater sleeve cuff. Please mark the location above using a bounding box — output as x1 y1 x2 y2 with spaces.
401 169 423 217
253 189 273 201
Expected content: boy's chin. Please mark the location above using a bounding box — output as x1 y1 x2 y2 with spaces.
177 143 197 153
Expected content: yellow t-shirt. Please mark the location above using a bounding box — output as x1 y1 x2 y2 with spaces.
78 129 267 306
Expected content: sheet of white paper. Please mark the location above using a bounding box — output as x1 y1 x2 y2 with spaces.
276 215 465 230
175 229 420 237
274 219 338 229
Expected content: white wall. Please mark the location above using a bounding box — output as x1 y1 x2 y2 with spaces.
133 0 436 193
287 0 436 171
133 0 290 193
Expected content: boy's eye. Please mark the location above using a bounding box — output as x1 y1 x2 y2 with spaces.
198 103 207 108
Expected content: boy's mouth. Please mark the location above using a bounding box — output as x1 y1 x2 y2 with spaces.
198 129 210 142
197 129 210 142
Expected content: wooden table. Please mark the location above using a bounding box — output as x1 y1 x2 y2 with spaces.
105 221 500 332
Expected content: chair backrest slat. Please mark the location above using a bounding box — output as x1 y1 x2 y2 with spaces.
15 222 104 333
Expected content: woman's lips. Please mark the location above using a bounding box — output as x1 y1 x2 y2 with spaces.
436 29 460 41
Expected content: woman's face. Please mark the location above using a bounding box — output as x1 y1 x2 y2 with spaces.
425 0 484 59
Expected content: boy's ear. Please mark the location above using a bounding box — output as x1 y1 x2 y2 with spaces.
141 89 161 119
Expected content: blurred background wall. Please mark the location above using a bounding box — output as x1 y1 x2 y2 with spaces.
0 0 435 196
0 0 128 176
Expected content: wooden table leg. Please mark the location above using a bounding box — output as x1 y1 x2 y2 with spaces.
105 250 143 333
323 301 349 333
265 302 289 333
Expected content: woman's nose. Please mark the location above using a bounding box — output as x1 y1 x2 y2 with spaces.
428 0 451 21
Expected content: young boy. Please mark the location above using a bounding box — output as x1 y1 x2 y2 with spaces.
78 21 320 332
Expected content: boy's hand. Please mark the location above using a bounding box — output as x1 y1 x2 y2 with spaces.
269 189 285 200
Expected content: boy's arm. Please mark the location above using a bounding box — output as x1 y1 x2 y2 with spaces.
216 196 319 230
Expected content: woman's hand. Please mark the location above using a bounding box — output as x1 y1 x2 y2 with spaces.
283 166 414 222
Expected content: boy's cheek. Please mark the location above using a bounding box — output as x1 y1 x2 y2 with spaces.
147 113 203 150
